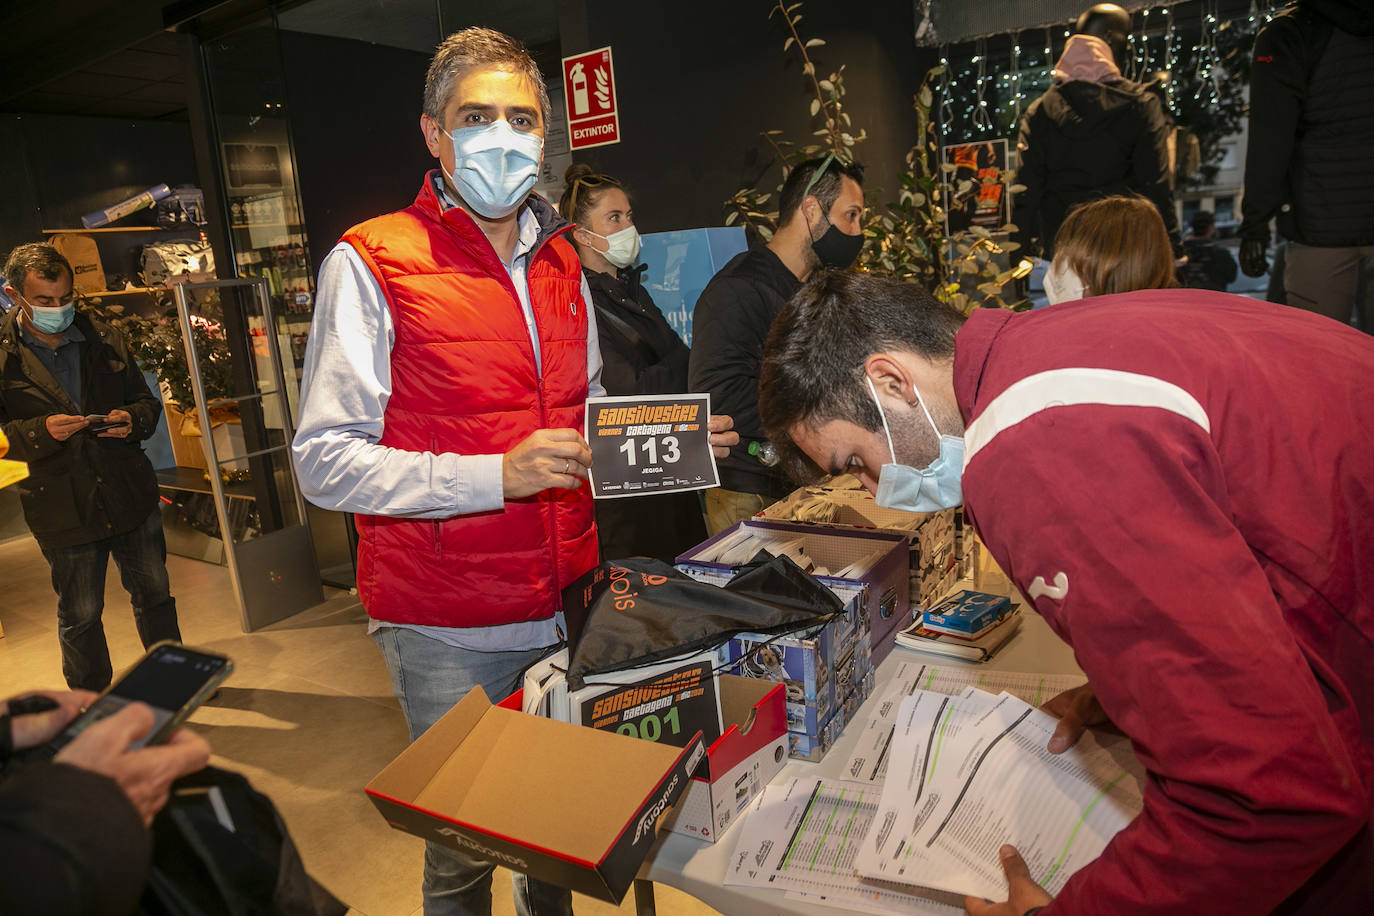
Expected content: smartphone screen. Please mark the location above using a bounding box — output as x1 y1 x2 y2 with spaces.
85 414 127 433
53 643 231 752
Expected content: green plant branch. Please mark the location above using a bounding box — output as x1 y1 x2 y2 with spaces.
772 0 844 158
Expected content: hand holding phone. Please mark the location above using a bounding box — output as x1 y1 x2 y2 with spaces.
54 704 211 825
47 641 232 754
85 413 130 434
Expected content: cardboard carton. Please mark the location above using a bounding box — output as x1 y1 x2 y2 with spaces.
712 622 873 762
676 518 908 663
661 675 788 843
366 687 705 903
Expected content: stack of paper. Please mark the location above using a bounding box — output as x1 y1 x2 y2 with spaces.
841 663 1088 785
853 688 1143 900
724 776 963 914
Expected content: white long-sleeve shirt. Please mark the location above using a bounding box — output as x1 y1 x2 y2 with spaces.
292 200 603 650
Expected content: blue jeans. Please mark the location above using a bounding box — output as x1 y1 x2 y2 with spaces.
373 626 575 916
40 508 180 691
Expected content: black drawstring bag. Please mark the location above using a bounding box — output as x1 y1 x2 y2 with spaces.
138 765 346 916
561 553 844 690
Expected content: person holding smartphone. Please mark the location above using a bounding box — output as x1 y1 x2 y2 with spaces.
0 242 182 691
0 688 211 915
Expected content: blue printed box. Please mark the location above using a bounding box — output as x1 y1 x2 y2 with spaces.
922 589 1013 636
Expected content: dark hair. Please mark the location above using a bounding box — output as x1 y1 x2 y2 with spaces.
778 156 865 228
1053 195 1177 295
1190 209 1216 235
559 161 624 226
424 27 550 127
3 243 73 296
760 270 965 482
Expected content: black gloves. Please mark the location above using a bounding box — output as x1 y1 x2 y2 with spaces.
1239 239 1269 278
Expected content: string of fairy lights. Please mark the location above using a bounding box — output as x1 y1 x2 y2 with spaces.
935 0 1288 142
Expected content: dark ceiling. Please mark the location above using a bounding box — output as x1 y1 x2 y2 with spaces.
0 0 561 122
1 30 190 121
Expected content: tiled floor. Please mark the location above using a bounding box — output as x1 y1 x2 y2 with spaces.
0 533 723 916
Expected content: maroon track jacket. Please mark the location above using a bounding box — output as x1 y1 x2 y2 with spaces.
956 290 1373 914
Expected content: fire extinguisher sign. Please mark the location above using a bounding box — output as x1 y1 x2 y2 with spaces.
562 46 621 150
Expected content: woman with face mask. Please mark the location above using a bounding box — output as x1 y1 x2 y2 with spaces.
560 163 706 562
1042 195 1179 305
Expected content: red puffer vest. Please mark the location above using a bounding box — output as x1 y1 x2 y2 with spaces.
342 173 598 627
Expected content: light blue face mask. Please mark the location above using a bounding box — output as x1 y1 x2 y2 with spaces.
864 375 965 512
443 119 543 219
24 297 76 334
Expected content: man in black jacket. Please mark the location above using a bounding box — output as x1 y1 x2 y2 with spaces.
689 156 864 532
1013 3 1178 259
0 243 179 690
1180 210 1239 291
1238 0 1374 331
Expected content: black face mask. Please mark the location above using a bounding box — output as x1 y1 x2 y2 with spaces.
810 214 863 269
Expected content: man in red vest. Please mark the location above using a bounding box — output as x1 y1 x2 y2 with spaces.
293 27 734 916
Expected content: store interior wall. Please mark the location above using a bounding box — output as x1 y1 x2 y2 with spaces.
558 0 935 234
272 0 932 241
0 114 198 268
277 30 434 276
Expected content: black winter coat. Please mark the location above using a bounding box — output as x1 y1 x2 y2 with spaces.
1012 78 1178 258
587 267 706 563
0 309 162 548
687 246 798 499
1239 0 1374 246
0 763 150 915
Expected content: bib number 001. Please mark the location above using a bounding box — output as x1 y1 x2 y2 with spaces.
616 707 681 742
618 435 681 466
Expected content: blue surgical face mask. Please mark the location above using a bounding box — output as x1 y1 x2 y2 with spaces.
864 374 965 512
443 119 543 219
23 297 76 334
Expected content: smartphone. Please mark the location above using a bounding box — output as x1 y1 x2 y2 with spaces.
85 414 129 433
46 641 232 754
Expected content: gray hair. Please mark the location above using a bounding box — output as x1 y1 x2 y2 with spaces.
3 243 73 296
423 27 550 128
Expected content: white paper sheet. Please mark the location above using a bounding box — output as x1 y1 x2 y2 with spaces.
725 777 960 914
855 689 1143 900
842 663 1088 784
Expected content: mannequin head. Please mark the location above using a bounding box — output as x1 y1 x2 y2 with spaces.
1074 3 1132 68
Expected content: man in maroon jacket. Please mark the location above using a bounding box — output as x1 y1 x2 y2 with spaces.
759 270 1373 915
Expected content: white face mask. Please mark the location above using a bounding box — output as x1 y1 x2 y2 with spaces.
442 120 543 219
864 375 965 512
582 225 641 269
1043 259 1087 305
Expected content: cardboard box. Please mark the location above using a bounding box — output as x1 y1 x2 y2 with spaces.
787 665 875 761
712 621 873 762
366 687 705 903
661 675 789 843
676 519 908 664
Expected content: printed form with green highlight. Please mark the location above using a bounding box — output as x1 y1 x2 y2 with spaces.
853 687 1144 901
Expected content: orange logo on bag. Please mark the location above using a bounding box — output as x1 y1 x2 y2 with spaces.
607 566 668 611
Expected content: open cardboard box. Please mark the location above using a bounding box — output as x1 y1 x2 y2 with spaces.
366 686 705 903
661 674 788 843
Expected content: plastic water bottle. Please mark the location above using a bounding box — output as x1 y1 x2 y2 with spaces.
748 440 779 467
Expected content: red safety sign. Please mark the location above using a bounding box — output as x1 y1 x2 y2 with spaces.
562 46 621 150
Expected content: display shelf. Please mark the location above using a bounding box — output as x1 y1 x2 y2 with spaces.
156 465 255 501
231 222 304 229
86 287 165 297
42 226 201 234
